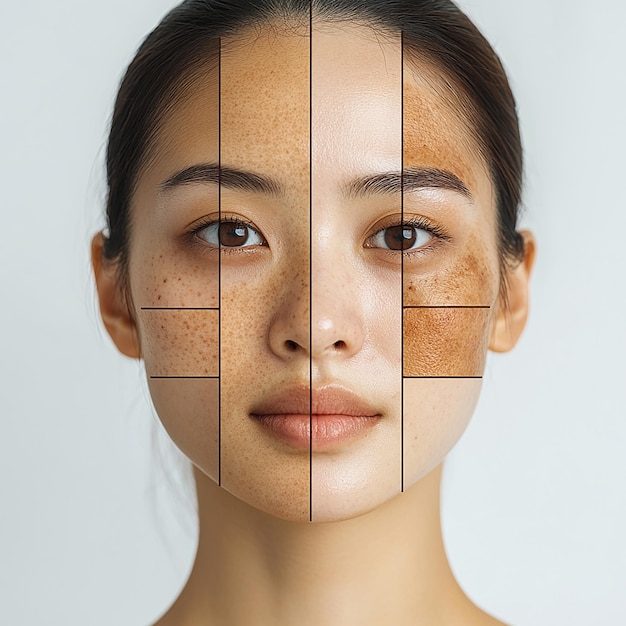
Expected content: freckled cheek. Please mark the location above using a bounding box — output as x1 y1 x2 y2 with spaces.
138 310 219 377
137 311 221 480
130 256 220 309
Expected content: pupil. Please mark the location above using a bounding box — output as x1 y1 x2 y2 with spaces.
219 223 248 247
384 225 416 250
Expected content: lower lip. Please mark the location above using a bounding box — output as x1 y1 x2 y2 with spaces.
251 414 380 451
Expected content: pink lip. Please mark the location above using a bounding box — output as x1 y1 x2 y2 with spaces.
250 385 382 450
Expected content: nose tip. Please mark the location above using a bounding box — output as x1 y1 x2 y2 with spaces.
267 256 365 363
269 305 364 363
310 314 363 360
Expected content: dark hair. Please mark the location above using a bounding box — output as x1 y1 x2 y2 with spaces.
103 0 525 297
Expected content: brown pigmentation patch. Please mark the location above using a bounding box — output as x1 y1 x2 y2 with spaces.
403 81 480 197
403 244 497 307
402 238 497 378
403 307 490 377
400 62 501 380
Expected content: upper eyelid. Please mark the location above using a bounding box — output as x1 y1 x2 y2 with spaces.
190 215 261 235
370 216 448 238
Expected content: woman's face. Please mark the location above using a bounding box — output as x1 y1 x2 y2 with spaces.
127 23 501 522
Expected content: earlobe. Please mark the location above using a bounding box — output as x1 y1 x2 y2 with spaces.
91 232 141 359
488 230 536 353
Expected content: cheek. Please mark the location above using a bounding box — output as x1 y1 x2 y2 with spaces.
148 378 220 481
403 377 481 486
138 309 219 378
130 252 220 310
403 308 490 377
402 243 498 377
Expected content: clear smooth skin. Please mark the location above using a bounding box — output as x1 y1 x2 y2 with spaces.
93 20 535 626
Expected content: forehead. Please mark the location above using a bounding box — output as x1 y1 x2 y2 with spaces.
141 21 493 207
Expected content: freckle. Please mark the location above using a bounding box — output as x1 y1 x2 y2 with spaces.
163 278 167 284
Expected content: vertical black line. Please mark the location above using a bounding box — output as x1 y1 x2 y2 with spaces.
400 31 405 494
218 38 222 487
308 0 313 523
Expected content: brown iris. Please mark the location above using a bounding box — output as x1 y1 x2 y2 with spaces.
219 222 250 247
384 225 417 251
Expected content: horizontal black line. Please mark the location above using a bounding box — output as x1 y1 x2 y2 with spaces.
403 305 491 309
150 376 219 379
141 307 219 311
403 376 483 379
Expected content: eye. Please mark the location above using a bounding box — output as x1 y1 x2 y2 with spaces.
197 219 266 248
368 222 433 251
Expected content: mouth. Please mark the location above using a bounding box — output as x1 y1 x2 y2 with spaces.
250 384 382 451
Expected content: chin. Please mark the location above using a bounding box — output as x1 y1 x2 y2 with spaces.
310 478 403 524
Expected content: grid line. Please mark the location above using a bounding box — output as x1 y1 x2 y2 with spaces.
403 305 491 309
404 376 483 379
309 2 313 523
218 38 222 487
150 376 219 379
400 30 405 493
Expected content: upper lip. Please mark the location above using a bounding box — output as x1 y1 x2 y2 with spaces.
250 384 381 418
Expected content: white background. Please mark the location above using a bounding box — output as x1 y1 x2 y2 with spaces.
1 1 625 624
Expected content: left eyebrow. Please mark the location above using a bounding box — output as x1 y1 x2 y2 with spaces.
345 167 472 200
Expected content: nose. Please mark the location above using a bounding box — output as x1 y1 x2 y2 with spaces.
268 259 364 362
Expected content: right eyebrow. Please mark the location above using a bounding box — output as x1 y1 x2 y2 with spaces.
160 163 282 196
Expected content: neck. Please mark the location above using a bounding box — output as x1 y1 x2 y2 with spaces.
164 463 486 626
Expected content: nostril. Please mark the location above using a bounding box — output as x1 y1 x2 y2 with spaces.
285 340 299 352
333 340 346 349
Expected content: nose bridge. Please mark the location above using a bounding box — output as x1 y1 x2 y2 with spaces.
266 243 311 358
283 251 312 324
267 215 364 360
310 233 363 358
311 236 348 309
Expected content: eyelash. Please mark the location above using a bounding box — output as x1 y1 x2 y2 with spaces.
368 216 449 257
186 214 449 256
187 215 266 254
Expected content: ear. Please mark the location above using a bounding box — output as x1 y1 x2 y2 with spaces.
91 232 141 359
489 230 536 353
